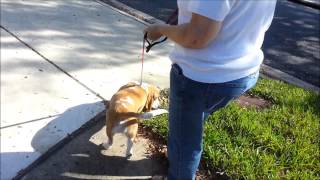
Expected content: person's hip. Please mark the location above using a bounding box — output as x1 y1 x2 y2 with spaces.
170 63 259 96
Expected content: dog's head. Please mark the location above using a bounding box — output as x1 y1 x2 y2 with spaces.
141 83 161 112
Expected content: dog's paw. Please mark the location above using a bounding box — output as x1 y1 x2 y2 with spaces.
102 142 112 150
126 152 133 159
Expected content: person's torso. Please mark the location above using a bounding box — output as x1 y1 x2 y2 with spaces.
170 0 277 83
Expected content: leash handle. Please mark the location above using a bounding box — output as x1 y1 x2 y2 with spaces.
144 8 178 53
140 9 178 84
145 37 168 53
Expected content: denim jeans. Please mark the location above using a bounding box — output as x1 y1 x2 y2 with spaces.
168 64 259 180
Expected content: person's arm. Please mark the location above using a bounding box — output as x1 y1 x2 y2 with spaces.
145 13 222 49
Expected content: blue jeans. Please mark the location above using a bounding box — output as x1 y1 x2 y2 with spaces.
168 64 259 180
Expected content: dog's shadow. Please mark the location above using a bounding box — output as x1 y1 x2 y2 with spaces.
60 120 167 179
26 103 167 179
30 101 105 154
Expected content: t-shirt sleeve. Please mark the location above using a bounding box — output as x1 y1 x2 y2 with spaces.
187 0 234 21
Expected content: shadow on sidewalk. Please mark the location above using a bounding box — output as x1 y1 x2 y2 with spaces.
30 102 104 154
22 104 166 179
1 101 105 180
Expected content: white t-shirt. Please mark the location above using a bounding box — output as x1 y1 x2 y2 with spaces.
169 0 277 83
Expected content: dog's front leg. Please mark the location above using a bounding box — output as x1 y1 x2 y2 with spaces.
102 139 113 150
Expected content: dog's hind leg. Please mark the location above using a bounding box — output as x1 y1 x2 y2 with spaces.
126 137 134 158
103 129 113 149
103 113 114 149
125 122 138 158
103 133 113 150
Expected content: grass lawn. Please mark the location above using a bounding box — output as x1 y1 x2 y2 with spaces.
143 78 320 179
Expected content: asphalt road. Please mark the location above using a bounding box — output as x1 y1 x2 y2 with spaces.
118 0 320 87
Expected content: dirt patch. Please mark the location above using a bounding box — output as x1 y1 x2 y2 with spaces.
139 126 167 161
138 125 168 179
235 95 272 110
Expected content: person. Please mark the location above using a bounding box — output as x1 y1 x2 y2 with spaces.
144 1 277 179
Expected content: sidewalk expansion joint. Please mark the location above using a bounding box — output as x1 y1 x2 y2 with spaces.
0 114 60 129
0 25 107 101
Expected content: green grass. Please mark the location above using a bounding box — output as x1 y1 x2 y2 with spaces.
143 78 320 179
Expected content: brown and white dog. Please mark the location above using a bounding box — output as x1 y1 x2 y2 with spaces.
103 82 167 157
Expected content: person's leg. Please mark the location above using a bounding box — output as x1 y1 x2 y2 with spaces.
167 64 259 179
204 71 259 118
168 64 208 180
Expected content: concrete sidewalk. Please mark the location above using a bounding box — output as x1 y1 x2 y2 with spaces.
1 0 172 179
23 116 167 180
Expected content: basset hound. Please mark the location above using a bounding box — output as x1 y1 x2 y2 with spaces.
103 82 167 157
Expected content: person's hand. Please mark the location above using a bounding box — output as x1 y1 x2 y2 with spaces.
144 25 163 41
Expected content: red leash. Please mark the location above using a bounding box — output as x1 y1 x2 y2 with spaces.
140 33 146 85
139 9 178 85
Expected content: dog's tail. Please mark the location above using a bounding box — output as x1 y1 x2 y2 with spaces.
139 109 168 120
115 109 168 127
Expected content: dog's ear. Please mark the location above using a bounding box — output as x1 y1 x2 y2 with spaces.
144 86 160 112
144 93 154 112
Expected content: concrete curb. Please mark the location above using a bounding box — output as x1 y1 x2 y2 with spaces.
98 0 320 93
95 0 163 25
260 64 320 92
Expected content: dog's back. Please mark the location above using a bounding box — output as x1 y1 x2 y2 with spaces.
109 84 148 116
